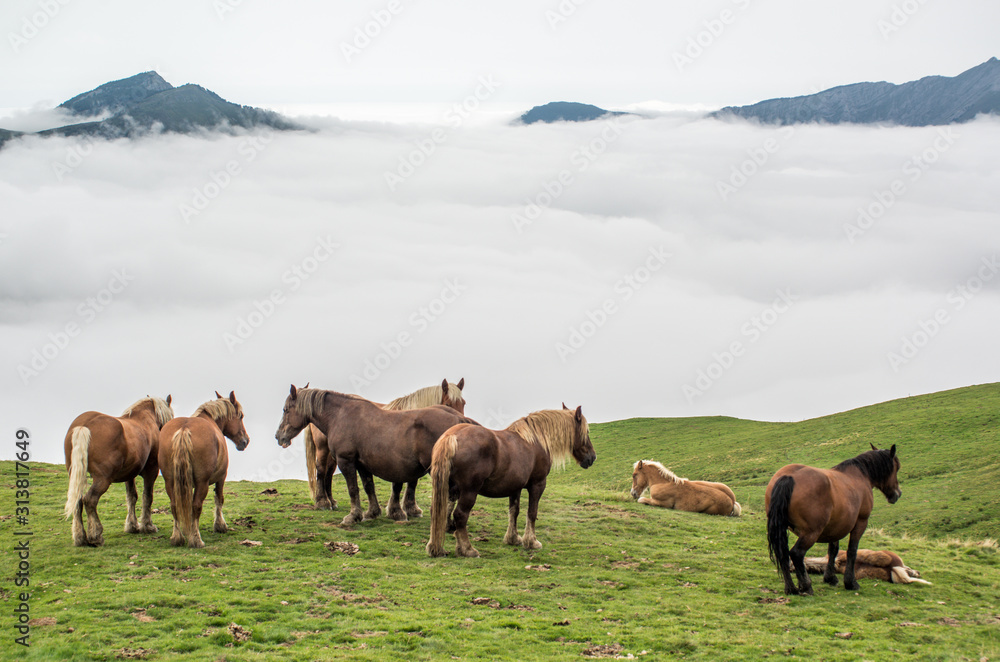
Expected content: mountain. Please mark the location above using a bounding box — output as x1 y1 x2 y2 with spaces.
518 101 630 125
713 57 1000 126
0 72 301 148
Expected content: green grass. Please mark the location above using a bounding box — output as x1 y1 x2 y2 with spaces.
3 384 1000 660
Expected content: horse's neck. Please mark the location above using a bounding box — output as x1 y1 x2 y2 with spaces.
645 467 674 485
123 405 159 428
195 411 223 430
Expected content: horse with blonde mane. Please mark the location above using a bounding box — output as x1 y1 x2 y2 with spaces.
63 395 174 546
158 391 250 548
630 460 741 516
426 404 596 558
276 384 477 526
302 378 466 517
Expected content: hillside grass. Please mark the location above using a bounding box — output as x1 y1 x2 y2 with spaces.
2 384 999 660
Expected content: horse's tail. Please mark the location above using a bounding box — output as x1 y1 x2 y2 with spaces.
171 429 195 539
730 500 742 517
304 424 318 502
426 433 458 557
64 426 91 519
766 475 795 571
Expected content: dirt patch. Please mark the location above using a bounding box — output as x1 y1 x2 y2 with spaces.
325 541 360 555
470 597 534 611
131 609 155 623
582 643 625 658
525 564 551 571
233 516 256 529
229 622 252 643
284 537 311 544
938 617 962 627
352 630 388 638
114 647 153 659
260 488 278 496
757 597 790 605
611 561 639 570
238 539 262 547
27 617 56 626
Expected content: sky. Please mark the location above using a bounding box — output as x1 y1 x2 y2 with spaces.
1 1 998 482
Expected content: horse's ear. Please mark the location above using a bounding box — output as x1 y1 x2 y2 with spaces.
216 390 224 399
870 442 878 451
562 402 569 410
290 384 298 398
889 444 896 458
303 381 310 389
229 391 237 405
636 460 643 469
457 377 465 390
441 378 449 395
575 405 583 422
166 394 172 406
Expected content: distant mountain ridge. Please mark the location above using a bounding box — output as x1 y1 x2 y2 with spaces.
713 57 1000 126
518 101 631 125
0 71 300 148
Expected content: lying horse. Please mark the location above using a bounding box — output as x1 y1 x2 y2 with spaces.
630 460 740 516
302 378 466 515
158 391 250 548
275 385 477 526
64 395 174 546
426 405 596 558
766 444 901 595
802 549 930 585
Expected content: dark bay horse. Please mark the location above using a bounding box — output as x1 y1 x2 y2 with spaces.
64 395 174 546
765 444 901 595
275 385 477 526
159 391 249 548
426 405 596 558
303 378 466 514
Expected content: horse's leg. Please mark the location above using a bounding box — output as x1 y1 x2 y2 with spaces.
843 520 869 591
337 458 365 526
322 460 337 510
162 475 184 546
452 491 480 558
824 541 840 586
81 476 111 546
188 480 209 548
502 495 523 546
123 477 140 533
139 464 158 533
403 481 422 518
359 467 382 521
386 481 407 521
71 500 87 547
521 481 546 550
788 533 818 596
213 480 228 533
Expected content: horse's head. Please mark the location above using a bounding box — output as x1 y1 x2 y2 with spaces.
630 460 650 499
216 390 250 451
441 377 466 415
564 403 595 469
871 443 901 504
275 383 309 448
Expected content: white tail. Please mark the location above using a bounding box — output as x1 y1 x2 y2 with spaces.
304 425 318 501
64 426 91 519
731 501 743 517
891 566 932 585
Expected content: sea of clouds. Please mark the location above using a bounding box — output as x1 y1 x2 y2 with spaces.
2 111 998 480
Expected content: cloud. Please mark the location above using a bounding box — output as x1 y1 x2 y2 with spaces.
2 112 999 480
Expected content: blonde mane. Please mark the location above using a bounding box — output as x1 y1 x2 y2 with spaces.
121 396 174 427
292 388 367 419
506 409 585 467
383 383 463 411
193 397 243 423
635 460 688 485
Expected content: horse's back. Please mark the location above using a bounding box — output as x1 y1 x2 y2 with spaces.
64 410 134 476
159 418 226 483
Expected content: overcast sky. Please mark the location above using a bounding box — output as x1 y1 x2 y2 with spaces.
1 1 998 482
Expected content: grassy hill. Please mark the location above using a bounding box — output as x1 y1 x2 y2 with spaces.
2 384 998 660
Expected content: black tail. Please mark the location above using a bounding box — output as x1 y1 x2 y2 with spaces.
767 475 795 571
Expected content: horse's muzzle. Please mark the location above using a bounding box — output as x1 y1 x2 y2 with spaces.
275 434 291 449
888 489 901 504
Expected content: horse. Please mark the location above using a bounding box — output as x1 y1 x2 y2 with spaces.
426 405 596 558
158 391 249 548
302 378 466 513
630 460 741 516
765 444 901 595
802 549 930 585
275 385 477 526
63 395 174 547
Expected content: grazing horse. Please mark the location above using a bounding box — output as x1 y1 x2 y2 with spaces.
63 395 174 547
302 378 466 513
426 405 596 558
630 460 741 516
765 444 901 595
158 391 249 548
275 385 477 526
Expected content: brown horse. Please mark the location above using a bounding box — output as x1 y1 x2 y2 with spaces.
158 391 249 548
275 385 477 526
765 444 901 595
630 460 741 516
802 549 931 585
426 405 596 558
63 395 175 547
303 378 466 513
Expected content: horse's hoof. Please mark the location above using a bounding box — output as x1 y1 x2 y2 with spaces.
189 540 206 549
426 544 447 558
406 507 423 518
214 524 228 534
845 582 860 591
340 515 359 526
88 537 104 547
141 524 158 534
528 540 543 550
458 548 480 558
170 536 185 547
824 575 839 587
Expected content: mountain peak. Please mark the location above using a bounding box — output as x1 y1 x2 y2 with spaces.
59 71 174 117
518 101 629 125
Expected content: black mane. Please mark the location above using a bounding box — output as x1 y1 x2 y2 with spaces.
833 448 896 483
